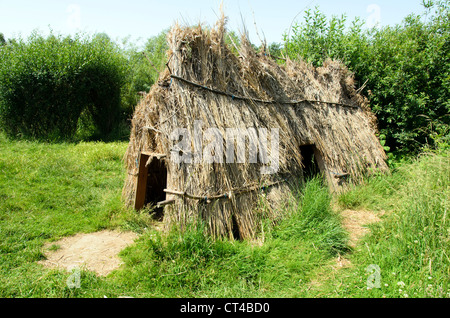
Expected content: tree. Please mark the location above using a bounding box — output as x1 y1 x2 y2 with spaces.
0 33 5 46
120 30 169 120
283 3 449 154
144 30 169 81
0 32 127 140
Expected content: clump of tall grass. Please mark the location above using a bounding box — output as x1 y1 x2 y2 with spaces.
273 177 350 256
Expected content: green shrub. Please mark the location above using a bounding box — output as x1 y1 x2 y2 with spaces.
0 32 126 140
283 1 450 154
120 30 169 120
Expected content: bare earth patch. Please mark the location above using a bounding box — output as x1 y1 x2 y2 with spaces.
39 230 138 276
340 209 382 248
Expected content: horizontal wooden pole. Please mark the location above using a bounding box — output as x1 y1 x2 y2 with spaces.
333 173 350 179
157 199 175 207
163 179 287 202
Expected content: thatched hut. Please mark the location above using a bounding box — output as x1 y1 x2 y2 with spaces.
122 16 388 240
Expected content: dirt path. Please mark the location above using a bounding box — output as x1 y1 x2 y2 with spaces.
307 209 382 290
340 209 382 248
38 230 138 276
334 209 382 269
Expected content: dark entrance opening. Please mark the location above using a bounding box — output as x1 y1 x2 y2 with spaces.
300 144 321 180
135 153 167 220
231 214 241 240
145 158 167 219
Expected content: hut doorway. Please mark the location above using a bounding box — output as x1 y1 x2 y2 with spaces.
135 152 167 219
146 157 167 219
300 144 322 180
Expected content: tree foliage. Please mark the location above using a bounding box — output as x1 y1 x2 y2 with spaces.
1 2 448 149
284 1 450 153
120 30 169 119
0 32 127 140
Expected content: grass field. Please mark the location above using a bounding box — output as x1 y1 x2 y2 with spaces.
0 133 448 298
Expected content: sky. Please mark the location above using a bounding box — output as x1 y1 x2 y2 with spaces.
0 0 427 47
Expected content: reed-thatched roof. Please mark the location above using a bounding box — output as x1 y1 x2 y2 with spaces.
122 15 388 240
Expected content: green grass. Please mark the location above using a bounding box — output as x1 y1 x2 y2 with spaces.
314 148 450 298
108 178 349 298
0 133 349 297
0 132 448 298
0 133 129 297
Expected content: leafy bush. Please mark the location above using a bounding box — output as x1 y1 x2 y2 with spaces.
284 1 450 154
0 32 127 140
120 30 169 120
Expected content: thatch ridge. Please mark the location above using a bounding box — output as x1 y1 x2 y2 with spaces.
122 15 388 239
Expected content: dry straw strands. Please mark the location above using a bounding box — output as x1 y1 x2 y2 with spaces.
122 14 388 240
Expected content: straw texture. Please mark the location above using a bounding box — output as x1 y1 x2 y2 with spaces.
122 15 388 239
